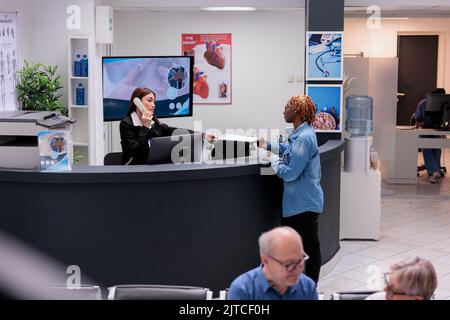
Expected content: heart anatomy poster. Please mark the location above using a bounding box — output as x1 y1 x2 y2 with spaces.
0 12 18 111
182 33 231 104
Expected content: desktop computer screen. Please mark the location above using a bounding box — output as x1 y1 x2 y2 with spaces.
147 132 203 165
425 94 450 130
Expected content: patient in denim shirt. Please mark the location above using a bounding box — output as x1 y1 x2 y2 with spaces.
258 95 324 283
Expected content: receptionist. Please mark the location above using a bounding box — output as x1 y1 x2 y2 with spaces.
120 87 216 165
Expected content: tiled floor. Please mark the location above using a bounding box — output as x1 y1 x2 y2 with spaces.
318 156 450 300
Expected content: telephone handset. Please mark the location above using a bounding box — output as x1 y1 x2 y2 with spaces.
133 97 146 113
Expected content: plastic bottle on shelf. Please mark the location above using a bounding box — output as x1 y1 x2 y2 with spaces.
81 54 88 77
74 54 81 77
76 83 85 105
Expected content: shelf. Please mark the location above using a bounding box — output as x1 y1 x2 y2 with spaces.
70 76 89 80
73 141 89 147
70 104 88 109
69 35 92 165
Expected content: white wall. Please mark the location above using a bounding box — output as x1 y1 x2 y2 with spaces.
344 18 450 91
0 0 96 107
0 0 107 164
109 10 305 150
344 58 399 179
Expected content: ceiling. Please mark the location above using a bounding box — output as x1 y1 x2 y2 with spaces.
101 0 450 17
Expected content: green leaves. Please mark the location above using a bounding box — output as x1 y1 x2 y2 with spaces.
16 60 67 115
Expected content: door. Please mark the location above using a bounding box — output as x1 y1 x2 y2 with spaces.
396 35 438 125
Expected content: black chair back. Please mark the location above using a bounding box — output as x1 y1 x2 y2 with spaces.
108 284 213 300
104 152 123 165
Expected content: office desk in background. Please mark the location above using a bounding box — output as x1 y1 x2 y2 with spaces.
388 128 450 184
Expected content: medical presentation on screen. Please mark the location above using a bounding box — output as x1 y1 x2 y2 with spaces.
102 56 193 121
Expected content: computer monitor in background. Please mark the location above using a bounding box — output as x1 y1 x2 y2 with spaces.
425 94 450 130
102 56 194 122
147 132 203 165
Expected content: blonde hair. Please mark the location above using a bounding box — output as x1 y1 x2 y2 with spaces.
287 95 317 124
390 257 437 300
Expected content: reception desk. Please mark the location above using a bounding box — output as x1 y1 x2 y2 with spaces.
0 140 343 293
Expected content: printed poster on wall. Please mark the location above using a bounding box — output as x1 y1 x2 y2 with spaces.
306 32 343 81
182 33 231 104
306 84 343 132
0 12 19 111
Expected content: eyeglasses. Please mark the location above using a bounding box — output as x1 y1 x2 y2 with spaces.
268 254 309 272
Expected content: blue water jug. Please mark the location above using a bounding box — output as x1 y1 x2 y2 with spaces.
345 95 373 136
74 54 81 77
81 55 88 77
76 83 85 105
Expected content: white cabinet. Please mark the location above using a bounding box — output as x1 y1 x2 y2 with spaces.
67 36 94 165
340 170 381 240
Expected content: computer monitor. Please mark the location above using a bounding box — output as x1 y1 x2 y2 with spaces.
102 56 194 122
425 94 450 130
147 132 203 165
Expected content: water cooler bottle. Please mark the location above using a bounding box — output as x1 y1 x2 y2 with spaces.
344 95 373 173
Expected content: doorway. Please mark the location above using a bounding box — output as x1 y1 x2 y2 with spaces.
396 35 438 125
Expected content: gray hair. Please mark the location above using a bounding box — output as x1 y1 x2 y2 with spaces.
258 226 302 256
390 256 437 300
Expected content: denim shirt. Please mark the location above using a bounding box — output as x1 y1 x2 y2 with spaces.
268 123 324 217
228 266 318 300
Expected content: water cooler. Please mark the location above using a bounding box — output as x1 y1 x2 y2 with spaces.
340 96 381 240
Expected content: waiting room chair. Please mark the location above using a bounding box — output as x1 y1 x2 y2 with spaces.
218 289 228 300
104 152 123 165
107 284 213 300
331 290 378 300
43 285 102 300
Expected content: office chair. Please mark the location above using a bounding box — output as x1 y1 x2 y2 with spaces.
107 284 213 300
103 152 123 165
331 290 378 300
43 285 102 300
218 288 229 300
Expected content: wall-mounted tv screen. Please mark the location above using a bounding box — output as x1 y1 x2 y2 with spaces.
102 56 193 121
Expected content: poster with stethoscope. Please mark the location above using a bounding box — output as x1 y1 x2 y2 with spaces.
181 33 232 105
306 32 343 81
0 12 18 111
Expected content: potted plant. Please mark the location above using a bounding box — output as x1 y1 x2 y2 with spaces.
16 60 67 115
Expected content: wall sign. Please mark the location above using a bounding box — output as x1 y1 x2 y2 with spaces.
306 31 343 81
306 84 343 132
0 12 18 111
182 33 232 104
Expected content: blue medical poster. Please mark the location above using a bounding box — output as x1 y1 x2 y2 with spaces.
38 130 71 172
306 84 343 132
306 32 343 80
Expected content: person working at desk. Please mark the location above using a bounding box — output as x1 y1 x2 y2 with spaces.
120 87 216 165
228 226 318 300
258 95 323 283
120 87 177 165
414 88 446 183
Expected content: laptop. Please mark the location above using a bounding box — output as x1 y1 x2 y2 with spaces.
147 132 203 165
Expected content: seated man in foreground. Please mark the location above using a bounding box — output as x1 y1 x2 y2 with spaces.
228 226 318 300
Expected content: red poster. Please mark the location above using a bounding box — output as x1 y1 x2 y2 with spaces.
182 33 232 104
